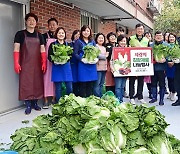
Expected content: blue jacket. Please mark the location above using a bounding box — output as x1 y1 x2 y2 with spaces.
150 41 170 71
73 38 97 82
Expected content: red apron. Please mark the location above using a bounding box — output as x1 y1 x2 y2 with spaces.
105 61 115 86
19 31 44 100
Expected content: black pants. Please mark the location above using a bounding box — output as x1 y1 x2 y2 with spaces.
106 86 115 94
129 76 144 99
151 71 165 88
79 81 94 97
72 82 80 96
167 77 175 93
146 83 152 94
174 66 180 99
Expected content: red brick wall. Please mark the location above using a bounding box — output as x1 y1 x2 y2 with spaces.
98 21 116 37
30 0 117 41
30 0 80 41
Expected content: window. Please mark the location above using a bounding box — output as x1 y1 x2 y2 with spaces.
80 10 99 38
81 15 89 26
91 18 98 36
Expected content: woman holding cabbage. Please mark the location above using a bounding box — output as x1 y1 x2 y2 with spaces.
73 25 98 97
166 33 178 101
166 33 180 106
48 27 73 103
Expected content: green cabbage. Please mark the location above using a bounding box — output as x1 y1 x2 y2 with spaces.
51 44 73 64
168 45 180 60
10 94 179 154
122 147 152 154
136 105 169 138
153 44 170 62
147 134 173 154
83 45 100 62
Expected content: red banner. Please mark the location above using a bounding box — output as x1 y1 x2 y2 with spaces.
112 47 154 77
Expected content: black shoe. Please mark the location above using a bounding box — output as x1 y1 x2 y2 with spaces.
25 107 31 115
172 100 180 106
51 101 57 105
159 100 164 106
42 103 49 109
33 102 41 111
25 101 32 115
123 91 129 98
149 99 157 104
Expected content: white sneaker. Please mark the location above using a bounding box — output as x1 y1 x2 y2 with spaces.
139 99 146 104
167 93 171 99
130 99 136 105
170 93 175 101
124 91 129 98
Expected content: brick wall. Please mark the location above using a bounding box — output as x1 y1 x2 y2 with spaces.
30 0 80 41
98 21 117 37
30 0 118 41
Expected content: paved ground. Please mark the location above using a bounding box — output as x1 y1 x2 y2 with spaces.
0 84 180 150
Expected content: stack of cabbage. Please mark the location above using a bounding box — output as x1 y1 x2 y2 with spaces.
10 94 180 154
50 44 73 64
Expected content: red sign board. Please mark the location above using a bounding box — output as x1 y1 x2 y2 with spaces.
112 47 154 77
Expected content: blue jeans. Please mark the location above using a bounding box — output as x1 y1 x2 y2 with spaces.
54 82 72 103
115 77 127 102
93 71 106 97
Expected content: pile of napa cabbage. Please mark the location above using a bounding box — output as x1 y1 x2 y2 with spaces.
10 94 180 154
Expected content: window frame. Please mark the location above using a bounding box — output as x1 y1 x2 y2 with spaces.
80 10 99 37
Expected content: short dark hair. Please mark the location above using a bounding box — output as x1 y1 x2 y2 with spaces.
164 32 170 41
95 33 106 46
116 27 125 33
144 32 151 36
54 27 66 40
80 25 92 41
155 31 163 35
168 33 177 43
25 13 38 22
71 30 80 41
144 32 152 39
135 23 144 29
48 18 58 25
106 32 116 41
117 34 127 43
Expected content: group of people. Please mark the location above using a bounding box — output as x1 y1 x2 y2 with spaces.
13 13 180 115
143 31 180 106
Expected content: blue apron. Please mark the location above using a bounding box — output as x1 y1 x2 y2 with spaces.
70 41 79 82
51 41 73 82
78 40 97 82
71 62 78 82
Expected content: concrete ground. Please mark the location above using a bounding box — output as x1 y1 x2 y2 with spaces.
0 84 180 150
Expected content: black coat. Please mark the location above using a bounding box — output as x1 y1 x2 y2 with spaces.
174 63 180 96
